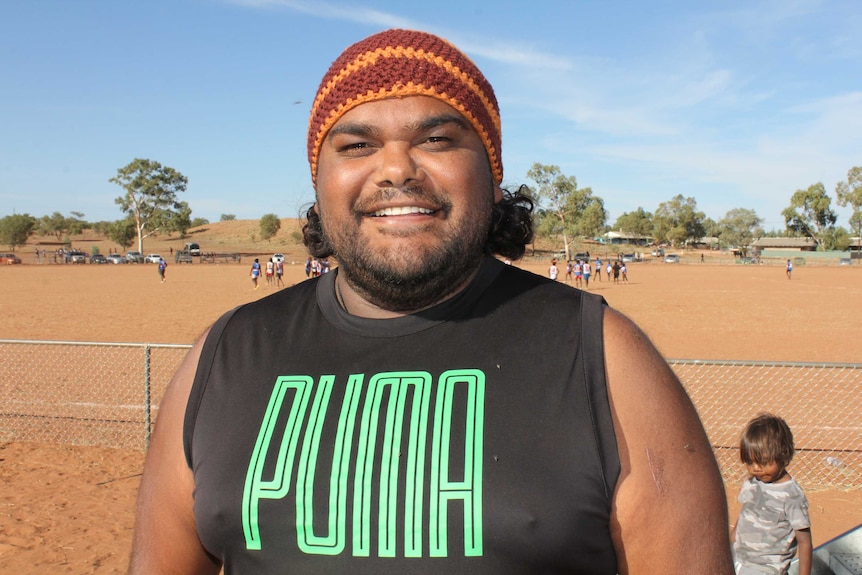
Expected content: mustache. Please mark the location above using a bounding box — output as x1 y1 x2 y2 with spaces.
353 186 452 212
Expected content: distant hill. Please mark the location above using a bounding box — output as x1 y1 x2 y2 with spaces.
26 218 310 262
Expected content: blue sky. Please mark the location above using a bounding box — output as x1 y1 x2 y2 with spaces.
2 0 860 230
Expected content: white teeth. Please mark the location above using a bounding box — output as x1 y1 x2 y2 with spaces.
372 206 434 216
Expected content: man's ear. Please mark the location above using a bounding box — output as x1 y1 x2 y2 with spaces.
493 184 503 203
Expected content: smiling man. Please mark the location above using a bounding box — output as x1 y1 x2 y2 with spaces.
129 29 733 574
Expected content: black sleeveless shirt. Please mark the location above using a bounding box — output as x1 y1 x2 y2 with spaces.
184 257 620 574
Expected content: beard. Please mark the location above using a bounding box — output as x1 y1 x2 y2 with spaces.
321 186 495 313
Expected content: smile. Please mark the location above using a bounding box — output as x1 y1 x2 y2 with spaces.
371 206 436 217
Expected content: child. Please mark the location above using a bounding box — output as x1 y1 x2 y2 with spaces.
731 413 812 575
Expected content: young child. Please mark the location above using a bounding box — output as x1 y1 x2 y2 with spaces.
731 413 812 575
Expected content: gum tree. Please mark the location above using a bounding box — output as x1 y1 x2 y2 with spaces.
836 166 862 247
107 218 137 250
614 207 654 237
111 158 189 253
0 213 37 250
653 195 706 246
717 208 763 254
782 182 837 250
526 163 606 258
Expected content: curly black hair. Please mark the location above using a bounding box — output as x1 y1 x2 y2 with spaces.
302 185 534 261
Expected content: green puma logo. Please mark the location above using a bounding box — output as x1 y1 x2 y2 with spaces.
242 369 485 558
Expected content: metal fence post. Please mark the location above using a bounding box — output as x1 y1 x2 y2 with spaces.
144 344 152 447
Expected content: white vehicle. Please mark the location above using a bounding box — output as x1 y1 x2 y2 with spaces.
272 253 285 264
184 242 201 256
145 254 162 264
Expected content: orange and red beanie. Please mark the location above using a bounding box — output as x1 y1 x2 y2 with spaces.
307 28 502 186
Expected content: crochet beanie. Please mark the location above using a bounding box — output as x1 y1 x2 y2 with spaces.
307 29 502 186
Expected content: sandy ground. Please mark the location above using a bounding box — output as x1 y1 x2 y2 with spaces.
1 257 860 573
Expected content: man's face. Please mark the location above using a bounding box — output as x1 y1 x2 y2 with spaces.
314 96 501 312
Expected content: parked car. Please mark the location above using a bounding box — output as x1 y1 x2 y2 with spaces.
573 252 590 261
106 253 126 264
90 254 108 264
184 242 201 256
272 253 285 264
175 250 193 264
126 251 144 263
144 253 162 264
621 253 636 263
663 254 680 263
838 258 852 266
66 250 87 264
0 253 22 264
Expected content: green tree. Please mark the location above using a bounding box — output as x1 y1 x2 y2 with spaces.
91 221 111 236
717 208 763 254
564 186 607 239
37 212 68 240
107 218 138 250
835 166 862 246
111 158 189 253
526 163 605 258
67 211 87 235
0 213 37 250
702 217 720 239
220 214 236 221
653 195 706 246
526 164 575 256
613 207 654 237
191 217 210 227
260 213 281 241
781 182 837 250
821 226 851 251
531 209 559 250
166 201 193 238
37 211 88 239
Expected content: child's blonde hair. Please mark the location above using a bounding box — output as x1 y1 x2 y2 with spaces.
739 413 795 467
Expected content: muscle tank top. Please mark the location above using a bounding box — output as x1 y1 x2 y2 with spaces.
184 256 620 574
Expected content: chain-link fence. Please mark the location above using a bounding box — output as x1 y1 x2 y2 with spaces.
1 340 859 490
0 340 190 450
670 359 861 491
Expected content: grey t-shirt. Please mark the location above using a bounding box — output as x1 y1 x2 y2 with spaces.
733 475 810 574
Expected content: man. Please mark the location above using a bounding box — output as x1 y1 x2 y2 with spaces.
130 29 732 574
157 257 167 283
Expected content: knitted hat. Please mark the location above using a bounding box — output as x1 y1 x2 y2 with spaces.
307 29 502 186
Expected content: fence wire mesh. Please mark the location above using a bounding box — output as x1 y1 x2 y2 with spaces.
0 341 859 490
0 340 190 450
670 359 861 491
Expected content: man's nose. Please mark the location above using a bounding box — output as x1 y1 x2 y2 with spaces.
375 143 423 188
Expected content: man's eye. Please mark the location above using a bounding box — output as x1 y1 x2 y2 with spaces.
338 141 373 154
422 135 453 147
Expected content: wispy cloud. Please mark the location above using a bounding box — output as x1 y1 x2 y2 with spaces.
226 0 418 27
225 0 858 225
226 0 571 69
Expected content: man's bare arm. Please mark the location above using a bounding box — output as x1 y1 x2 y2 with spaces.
603 307 734 573
128 329 222 575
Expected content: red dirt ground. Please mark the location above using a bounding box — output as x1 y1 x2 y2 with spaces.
1 253 860 573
